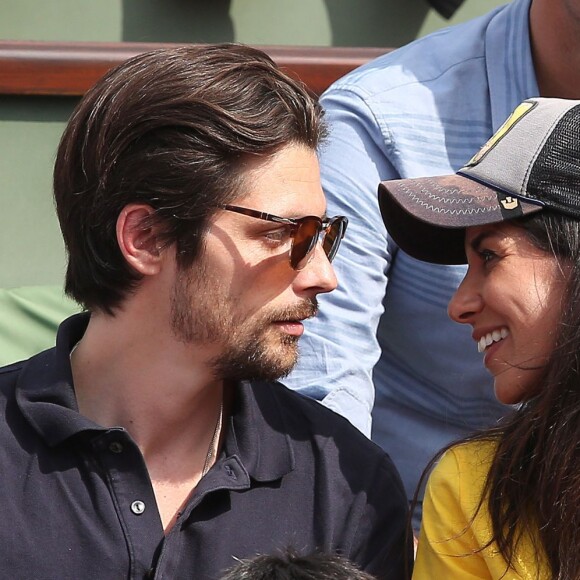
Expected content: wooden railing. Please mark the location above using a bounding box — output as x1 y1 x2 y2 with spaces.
0 41 389 97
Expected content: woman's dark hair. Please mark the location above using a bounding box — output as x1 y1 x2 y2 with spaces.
53 43 326 314
414 210 580 579
484 211 580 579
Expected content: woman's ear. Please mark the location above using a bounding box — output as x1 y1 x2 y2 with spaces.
116 204 164 276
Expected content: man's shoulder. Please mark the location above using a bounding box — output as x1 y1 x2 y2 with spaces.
0 359 25 376
251 380 394 469
325 7 503 103
0 348 57 402
0 359 25 391
253 379 365 427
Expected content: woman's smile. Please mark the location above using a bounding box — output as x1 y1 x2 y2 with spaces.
449 223 568 404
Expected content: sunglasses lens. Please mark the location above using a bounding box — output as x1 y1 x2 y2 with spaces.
291 218 321 270
322 218 347 263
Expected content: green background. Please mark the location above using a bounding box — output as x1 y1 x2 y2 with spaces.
0 0 507 363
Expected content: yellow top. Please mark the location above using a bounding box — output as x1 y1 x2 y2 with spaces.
413 441 549 579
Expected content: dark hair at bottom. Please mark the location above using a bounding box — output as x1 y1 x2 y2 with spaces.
411 211 580 580
219 549 376 580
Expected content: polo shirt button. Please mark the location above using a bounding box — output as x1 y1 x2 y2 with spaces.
131 500 146 515
109 441 124 454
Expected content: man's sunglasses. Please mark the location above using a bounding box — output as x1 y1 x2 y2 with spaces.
221 205 348 270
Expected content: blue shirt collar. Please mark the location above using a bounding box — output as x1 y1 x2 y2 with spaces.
486 0 539 131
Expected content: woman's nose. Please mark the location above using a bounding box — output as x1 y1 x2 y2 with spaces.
448 271 483 324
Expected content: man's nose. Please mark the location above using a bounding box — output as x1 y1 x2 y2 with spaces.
297 244 338 295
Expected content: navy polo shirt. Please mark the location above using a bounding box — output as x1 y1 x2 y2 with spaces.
0 314 411 579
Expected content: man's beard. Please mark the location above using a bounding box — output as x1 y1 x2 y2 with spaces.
170 266 318 381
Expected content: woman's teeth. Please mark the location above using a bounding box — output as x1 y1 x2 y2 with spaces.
477 328 509 353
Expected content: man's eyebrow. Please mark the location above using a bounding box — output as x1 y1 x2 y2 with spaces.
284 211 328 221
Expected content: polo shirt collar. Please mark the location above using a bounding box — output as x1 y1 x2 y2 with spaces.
17 313 295 482
225 380 295 482
16 312 104 446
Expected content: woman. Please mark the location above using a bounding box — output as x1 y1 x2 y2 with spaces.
378 97 580 579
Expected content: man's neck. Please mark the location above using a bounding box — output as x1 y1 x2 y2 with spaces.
70 310 225 456
530 0 580 98
69 310 230 533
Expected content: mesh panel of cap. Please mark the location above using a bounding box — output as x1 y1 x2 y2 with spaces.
528 104 580 219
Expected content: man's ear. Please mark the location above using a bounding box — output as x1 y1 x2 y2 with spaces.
116 204 164 276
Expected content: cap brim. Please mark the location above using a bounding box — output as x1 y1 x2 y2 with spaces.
378 174 543 264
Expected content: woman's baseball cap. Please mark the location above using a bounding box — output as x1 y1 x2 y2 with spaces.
378 97 580 264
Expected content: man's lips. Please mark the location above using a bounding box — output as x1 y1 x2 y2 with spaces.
272 320 305 336
269 300 318 337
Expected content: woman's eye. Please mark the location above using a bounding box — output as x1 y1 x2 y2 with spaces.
479 249 496 263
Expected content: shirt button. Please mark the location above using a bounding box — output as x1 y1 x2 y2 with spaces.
131 500 146 515
109 441 124 454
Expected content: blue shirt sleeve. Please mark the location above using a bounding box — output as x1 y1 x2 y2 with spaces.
281 87 398 436
282 0 531 507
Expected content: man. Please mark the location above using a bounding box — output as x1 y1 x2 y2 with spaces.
0 45 410 578
283 0 580 525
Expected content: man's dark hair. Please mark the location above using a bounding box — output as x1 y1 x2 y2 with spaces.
54 43 326 314
220 550 377 580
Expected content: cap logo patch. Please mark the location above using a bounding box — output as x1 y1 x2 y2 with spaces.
500 196 519 210
498 192 523 219
466 100 537 167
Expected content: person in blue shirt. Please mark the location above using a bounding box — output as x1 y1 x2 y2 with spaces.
282 0 580 527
